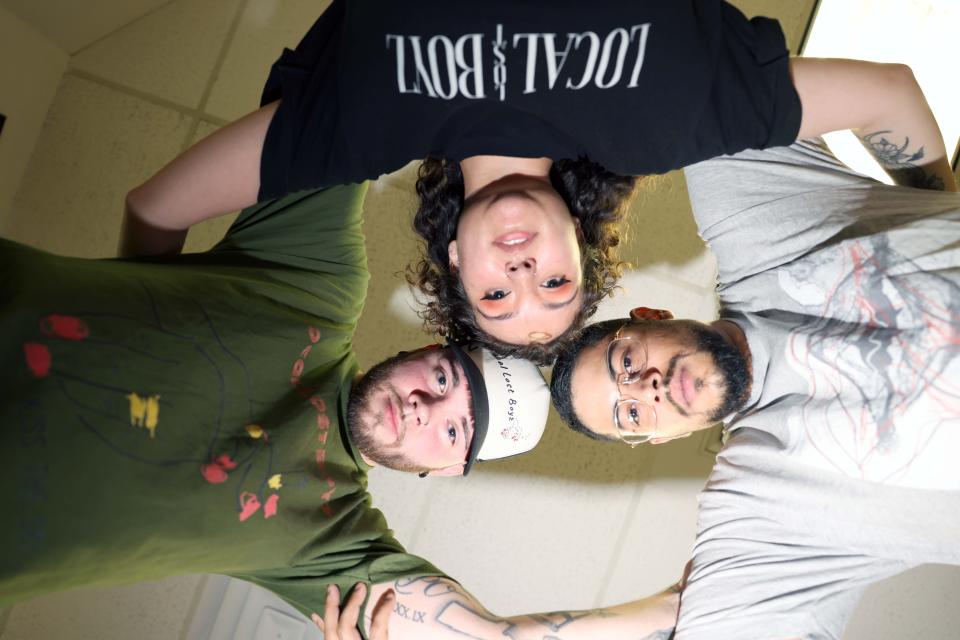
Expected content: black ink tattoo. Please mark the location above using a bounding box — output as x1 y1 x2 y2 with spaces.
393 601 427 623
395 576 651 640
394 576 458 598
861 130 946 191
435 600 511 640
529 609 615 631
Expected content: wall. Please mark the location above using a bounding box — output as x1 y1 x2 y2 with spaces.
0 0 171 53
0 6 67 227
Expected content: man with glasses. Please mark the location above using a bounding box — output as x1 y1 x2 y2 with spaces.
550 138 960 638
554 309 751 447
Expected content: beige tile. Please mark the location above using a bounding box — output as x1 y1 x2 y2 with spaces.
0 6 68 225
407 472 643 615
620 170 717 290
205 0 331 122
367 466 440 548
182 120 240 254
0 575 203 640
352 174 432 369
70 0 242 109
593 268 719 324
402 417 660 613
599 431 715 603
0 0 170 54
7 74 192 257
728 0 818 54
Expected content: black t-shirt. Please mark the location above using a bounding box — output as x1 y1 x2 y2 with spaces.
260 0 801 200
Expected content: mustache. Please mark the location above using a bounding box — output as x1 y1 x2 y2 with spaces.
662 351 732 419
661 353 689 417
383 389 407 448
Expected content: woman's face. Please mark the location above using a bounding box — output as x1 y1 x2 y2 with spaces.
448 177 583 345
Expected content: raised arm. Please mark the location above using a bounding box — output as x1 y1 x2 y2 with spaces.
118 100 279 258
324 576 680 640
790 58 956 192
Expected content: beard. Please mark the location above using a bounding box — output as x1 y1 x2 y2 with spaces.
346 351 427 473
664 321 751 423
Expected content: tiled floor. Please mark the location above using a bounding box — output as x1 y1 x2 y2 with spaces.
6 1 958 639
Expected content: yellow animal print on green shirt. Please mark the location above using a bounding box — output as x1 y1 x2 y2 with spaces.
126 392 160 438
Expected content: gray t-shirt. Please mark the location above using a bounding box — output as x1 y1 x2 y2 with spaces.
676 140 960 639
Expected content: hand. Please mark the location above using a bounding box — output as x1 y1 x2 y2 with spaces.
310 583 395 640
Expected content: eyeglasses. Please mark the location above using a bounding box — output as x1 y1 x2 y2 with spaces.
606 323 658 447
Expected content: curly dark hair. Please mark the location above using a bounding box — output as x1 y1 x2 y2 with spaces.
407 156 637 366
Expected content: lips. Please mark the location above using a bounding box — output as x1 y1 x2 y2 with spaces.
493 231 536 250
672 367 695 409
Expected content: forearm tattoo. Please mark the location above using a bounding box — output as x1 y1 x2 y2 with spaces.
392 577 676 640
861 130 946 191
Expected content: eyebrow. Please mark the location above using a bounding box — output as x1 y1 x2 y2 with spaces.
448 355 461 389
461 415 472 456
442 351 474 450
441 349 460 387
606 339 618 383
475 291 579 322
605 340 622 431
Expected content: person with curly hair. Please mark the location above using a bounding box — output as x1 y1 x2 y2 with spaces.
121 0 954 362
407 155 636 364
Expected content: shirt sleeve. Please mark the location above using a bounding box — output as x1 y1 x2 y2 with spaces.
682 139 880 285
206 184 370 326
211 183 368 272
233 540 448 636
688 3 802 161
259 0 357 200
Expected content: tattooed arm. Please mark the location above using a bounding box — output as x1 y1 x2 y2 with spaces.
332 576 681 640
790 58 956 192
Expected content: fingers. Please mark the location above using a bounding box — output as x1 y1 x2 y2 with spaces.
339 582 367 636
368 589 396 640
326 584 343 635
310 583 378 640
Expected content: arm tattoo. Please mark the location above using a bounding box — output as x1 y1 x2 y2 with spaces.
394 575 459 598
861 130 946 191
529 609 615 631
393 600 428 624
394 576 673 640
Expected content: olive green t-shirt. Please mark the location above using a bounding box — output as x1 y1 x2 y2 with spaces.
0 184 442 616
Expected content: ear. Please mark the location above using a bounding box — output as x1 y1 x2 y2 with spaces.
573 217 584 242
423 463 466 477
649 432 692 445
447 240 460 270
629 307 674 321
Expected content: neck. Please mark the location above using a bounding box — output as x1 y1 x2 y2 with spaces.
460 155 554 198
710 319 752 379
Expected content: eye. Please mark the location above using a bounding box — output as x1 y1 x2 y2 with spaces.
622 351 634 376
543 277 570 289
436 369 448 393
447 423 458 445
627 404 640 425
482 290 509 301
